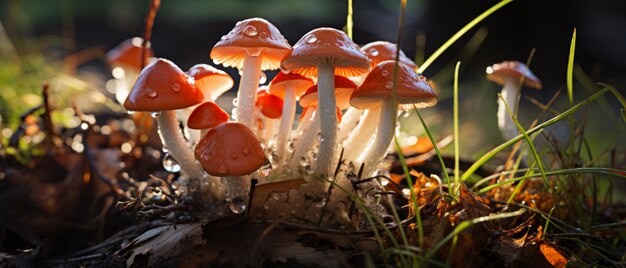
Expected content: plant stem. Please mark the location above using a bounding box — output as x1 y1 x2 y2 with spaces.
157 110 201 179
236 54 263 128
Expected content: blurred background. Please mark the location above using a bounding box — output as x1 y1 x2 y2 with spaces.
1 0 625 161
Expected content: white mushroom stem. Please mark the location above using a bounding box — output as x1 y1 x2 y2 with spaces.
336 107 363 144
236 53 263 128
223 176 250 202
355 99 396 175
275 86 297 164
315 64 338 176
157 110 202 179
262 118 280 145
497 78 521 141
343 108 382 161
288 109 320 168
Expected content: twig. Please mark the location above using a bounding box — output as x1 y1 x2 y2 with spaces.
141 0 160 68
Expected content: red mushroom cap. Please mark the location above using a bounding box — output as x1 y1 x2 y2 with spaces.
187 101 230 130
106 37 154 70
123 58 204 111
267 72 314 99
187 64 234 100
280 27 371 78
486 61 542 89
210 18 291 70
194 122 266 176
256 88 284 119
298 75 357 109
351 61 437 109
360 41 418 70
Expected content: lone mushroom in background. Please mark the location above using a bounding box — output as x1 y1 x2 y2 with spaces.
210 18 291 129
124 58 204 179
281 27 371 176
486 61 542 141
106 37 155 104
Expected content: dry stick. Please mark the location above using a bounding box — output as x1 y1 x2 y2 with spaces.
141 0 160 69
42 83 58 152
8 104 42 147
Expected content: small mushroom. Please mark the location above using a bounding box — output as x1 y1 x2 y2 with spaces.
350 61 437 175
106 37 155 104
187 101 230 138
194 122 266 204
124 58 204 179
211 18 291 129
486 61 542 141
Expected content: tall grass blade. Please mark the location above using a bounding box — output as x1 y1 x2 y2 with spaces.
567 28 576 105
414 107 454 196
453 61 461 184
417 0 513 74
346 0 353 39
393 138 424 248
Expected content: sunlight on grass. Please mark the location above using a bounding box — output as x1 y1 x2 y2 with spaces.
567 28 576 105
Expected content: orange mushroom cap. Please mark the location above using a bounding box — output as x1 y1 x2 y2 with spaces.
486 61 542 89
350 61 437 109
280 27 371 78
256 88 284 119
361 41 418 70
210 18 291 70
267 72 314 99
187 64 234 100
106 37 154 70
187 101 230 130
194 122 266 176
123 58 204 111
299 76 357 109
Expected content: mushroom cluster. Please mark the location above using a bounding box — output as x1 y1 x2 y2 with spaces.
114 19 438 224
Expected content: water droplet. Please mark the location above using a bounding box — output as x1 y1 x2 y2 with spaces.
304 165 314 174
229 198 246 214
369 48 379 56
162 153 181 172
243 25 258 37
236 21 242 26
202 152 210 161
242 147 250 155
287 140 295 153
298 157 308 167
126 110 134 115
315 197 328 208
316 133 324 142
381 70 390 77
147 89 157 98
171 83 181 92
385 81 394 90
305 34 318 44
218 164 228 174
80 122 89 130
259 72 267 84
230 153 238 160
260 159 272 176
400 109 410 118
220 35 227 40
271 192 281 200
151 111 161 118
231 98 238 107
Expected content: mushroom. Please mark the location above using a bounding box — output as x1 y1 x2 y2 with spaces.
194 122 266 206
187 63 234 101
106 37 155 104
187 101 229 138
267 72 313 164
210 18 291 129
281 28 370 176
124 58 204 178
486 61 542 141
339 41 418 149
351 61 437 175
255 87 283 143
